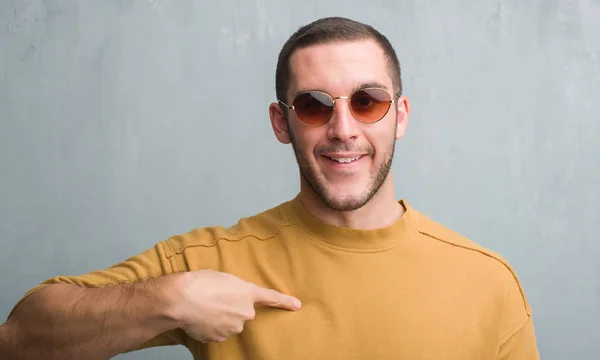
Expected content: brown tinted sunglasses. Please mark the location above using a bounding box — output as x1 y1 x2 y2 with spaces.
278 88 400 127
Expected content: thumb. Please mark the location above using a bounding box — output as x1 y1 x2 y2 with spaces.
251 286 302 311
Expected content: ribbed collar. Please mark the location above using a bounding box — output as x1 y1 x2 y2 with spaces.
282 193 420 252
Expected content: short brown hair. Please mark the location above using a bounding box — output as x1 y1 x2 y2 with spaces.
275 17 402 104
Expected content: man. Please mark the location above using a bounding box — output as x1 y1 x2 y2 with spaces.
0 17 540 360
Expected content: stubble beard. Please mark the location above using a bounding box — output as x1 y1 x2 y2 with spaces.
288 124 397 212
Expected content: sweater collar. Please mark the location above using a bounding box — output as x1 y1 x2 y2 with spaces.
282 193 420 252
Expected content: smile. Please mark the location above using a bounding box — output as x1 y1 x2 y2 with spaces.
325 156 362 163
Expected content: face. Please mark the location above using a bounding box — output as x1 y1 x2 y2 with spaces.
269 40 410 212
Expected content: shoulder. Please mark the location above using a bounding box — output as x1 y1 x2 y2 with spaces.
415 212 505 263
161 200 294 257
415 211 515 274
411 208 532 316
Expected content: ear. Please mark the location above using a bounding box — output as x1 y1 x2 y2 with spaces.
269 102 291 144
395 95 410 140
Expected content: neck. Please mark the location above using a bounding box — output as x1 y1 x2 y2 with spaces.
299 176 404 230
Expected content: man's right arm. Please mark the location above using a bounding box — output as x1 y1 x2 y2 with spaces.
0 257 301 359
0 274 184 360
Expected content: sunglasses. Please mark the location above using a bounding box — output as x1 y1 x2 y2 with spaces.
278 87 400 127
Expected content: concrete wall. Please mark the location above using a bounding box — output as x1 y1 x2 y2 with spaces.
1 1 599 359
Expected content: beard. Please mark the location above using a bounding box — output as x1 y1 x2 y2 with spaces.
288 123 397 212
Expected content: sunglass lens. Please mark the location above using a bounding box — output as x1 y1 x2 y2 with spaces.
350 89 392 123
293 92 333 126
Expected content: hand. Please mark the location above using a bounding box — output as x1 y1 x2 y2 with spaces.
171 269 301 343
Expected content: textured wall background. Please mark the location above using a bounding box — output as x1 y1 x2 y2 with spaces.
1 1 599 359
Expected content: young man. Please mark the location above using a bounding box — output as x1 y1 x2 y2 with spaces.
0 17 540 360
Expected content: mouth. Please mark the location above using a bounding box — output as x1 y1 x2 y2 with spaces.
321 154 367 171
324 155 363 164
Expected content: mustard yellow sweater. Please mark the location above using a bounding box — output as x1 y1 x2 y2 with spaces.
15 195 539 359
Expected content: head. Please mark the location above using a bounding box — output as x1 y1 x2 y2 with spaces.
269 17 410 212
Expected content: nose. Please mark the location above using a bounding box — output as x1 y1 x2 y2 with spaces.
327 97 360 142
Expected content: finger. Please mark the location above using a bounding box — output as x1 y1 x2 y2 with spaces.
252 286 302 311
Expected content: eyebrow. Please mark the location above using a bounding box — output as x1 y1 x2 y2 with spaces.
354 82 389 91
293 81 390 97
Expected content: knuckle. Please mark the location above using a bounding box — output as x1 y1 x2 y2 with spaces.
204 335 216 343
267 289 281 304
240 307 256 321
215 331 228 343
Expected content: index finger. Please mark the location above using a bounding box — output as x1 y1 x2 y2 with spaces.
251 286 302 311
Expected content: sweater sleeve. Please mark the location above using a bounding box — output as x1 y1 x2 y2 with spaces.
497 316 540 359
496 269 541 360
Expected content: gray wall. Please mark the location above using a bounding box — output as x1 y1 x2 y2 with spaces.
1 1 598 359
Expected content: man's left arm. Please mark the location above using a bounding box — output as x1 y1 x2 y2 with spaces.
497 315 540 359
496 267 541 360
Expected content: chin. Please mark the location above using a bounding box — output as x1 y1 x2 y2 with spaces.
318 188 373 212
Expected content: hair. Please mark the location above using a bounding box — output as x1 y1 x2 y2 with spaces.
275 17 402 104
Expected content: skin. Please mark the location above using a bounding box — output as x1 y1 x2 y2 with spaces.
269 39 411 229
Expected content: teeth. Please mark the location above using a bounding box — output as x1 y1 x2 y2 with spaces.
330 156 361 163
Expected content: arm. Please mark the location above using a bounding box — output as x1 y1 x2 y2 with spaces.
496 264 540 360
0 241 301 359
0 242 185 360
0 275 183 360
497 316 540 360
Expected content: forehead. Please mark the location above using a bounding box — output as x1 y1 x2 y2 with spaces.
288 40 392 97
